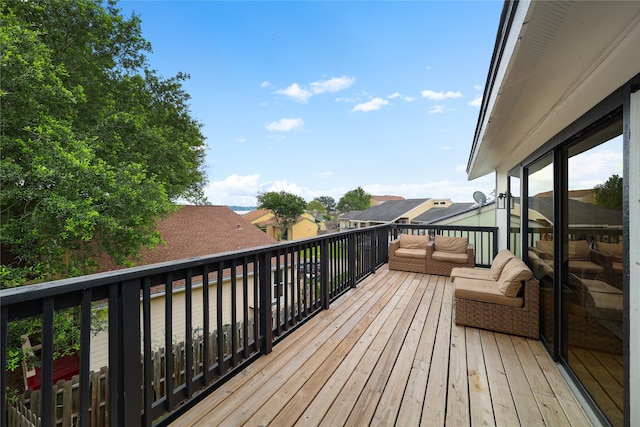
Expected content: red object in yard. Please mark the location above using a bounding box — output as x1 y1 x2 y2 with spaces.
26 351 80 390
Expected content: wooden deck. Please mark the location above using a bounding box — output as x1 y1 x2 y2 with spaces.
174 266 592 426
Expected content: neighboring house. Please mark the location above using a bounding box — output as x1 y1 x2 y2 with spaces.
91 206 279 369
339 198 453 229
97 205 277 271
469 2 639 425
244 209 326 241
371 195 405 206
412 202 482 226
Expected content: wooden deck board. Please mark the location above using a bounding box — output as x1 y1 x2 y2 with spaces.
174 266 590 427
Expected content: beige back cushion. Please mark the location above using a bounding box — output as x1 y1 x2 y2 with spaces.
568 240 591 261
595 241 623 262
399 234 429 249
434 235 468 254
490 249 515 280
535 240 554 259
498 258 533 297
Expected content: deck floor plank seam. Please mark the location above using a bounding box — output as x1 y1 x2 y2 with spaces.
421 276 454 426
394 273 443 426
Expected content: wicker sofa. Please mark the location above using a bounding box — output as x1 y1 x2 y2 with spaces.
389 234 475 275
451 250 539 339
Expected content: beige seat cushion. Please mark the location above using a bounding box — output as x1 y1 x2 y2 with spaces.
399 234 429 249
454 278 524 308
395 248 427 259
432 251 469 264
490 249 515 279
581 279 622 294
450 267 494 281
568 260 604 276
434 235 468 254
497 258 533 297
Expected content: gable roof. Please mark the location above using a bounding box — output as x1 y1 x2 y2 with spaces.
413 203 477 224
97 205 277 271
347 199 431 222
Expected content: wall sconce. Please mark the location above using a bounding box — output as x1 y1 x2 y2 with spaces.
497 192 513 210
497 192 507 209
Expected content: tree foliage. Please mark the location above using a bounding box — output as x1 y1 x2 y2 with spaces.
314 196 336 213
337 187 372 213
0 0 207 286
594 174 623 211
256 191 307 241
306 200 327 216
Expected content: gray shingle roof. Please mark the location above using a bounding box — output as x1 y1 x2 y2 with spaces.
413 203 477 224
347 199 431 222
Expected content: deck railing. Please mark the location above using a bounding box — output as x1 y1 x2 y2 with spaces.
1 223 495 426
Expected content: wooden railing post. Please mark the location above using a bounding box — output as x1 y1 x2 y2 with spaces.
259 251 273 354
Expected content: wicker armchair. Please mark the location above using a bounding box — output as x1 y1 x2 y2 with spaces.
425 235 475 276
453 255 539 339
455 277 539 338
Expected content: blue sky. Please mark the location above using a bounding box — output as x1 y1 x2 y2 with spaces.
119 1 505 206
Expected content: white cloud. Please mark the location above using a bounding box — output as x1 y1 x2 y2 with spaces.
261 81 271 88
317 171 332 179
442 146 451 151
388 92 416 102
352 97 389 112
428 105 445 114
310 75 356 94
275 75 355 102
421 90 462 100
275 83 313 102
473 85 483 91
236 138 247 143
468 96 482 107
260 180 307 196
455 164 467 172
265 118 304 132
204 174 262 205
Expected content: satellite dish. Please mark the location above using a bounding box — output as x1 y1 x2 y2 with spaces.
473 191 487 207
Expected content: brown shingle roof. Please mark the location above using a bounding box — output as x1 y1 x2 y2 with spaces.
242 209 270 222
97 205 277 271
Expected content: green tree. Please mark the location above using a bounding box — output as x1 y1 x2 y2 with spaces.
306 200 327 216
1 0 207 285
315 196 336 213
256 191 307 241
594 174 623 211
337 187 372 213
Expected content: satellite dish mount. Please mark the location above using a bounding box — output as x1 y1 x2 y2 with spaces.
473 191 486 214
